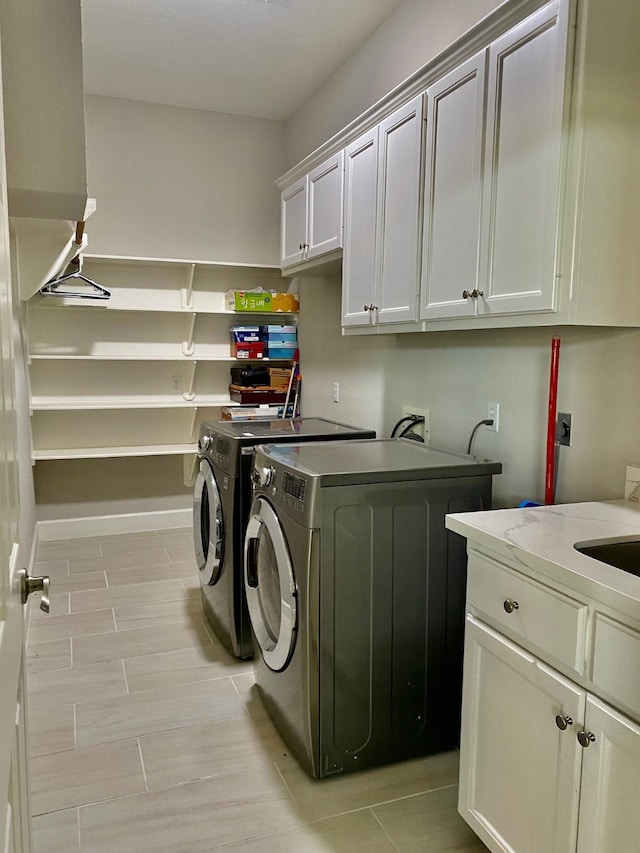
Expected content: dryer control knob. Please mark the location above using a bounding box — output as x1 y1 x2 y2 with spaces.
256 466 274 487
198 435 212 452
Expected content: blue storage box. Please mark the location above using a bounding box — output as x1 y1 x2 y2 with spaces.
230 326 260 343
267 341 297 359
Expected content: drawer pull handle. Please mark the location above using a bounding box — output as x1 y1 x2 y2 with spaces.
555 715 573 731
577 730 596 748
503 599 519 614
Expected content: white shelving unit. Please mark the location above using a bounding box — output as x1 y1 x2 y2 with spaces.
26 255 297 477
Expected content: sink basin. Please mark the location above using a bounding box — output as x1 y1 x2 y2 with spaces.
574 539 640 577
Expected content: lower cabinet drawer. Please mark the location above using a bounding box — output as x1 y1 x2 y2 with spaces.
467 552 589 675
592 614 640 722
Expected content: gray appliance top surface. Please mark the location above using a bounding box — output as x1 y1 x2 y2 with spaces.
202 417 374 444
258 438 502 484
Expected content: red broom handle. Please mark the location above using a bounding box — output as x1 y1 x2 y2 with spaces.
545 336 561 505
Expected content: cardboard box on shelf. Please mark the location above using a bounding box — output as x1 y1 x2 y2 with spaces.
221 404 294 420
230 326 261 343
268 367 293 389
225 291 299 313
229 385 288 404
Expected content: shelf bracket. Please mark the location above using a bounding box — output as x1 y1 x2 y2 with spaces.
183 452 198 488
181 263 196 310
183 360 197 402
182 314 197 356
188 407 199 443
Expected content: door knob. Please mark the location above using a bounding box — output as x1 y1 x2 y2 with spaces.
577 730 596 748
18 568 50 613
555 714 573 731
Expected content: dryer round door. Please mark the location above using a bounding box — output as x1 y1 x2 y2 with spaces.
244 497 297 672
193 457 224 585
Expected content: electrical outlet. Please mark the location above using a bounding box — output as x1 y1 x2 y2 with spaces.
556 412 572 446
487 402 500 432
401 406 430 442
332 382 339 403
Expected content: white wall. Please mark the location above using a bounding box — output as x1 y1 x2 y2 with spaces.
291 0 640 508
285 0 503 165
298 277 640 507
34 95 287 521
85 95 286 264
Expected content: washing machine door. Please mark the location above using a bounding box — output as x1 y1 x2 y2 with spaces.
244 497 297 672
193 457 224 585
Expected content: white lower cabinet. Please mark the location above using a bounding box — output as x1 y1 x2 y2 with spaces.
460 560 640 853
576 696 640 853
460 617 583 853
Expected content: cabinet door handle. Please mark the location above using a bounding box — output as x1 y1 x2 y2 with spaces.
503 599 519 614
555 714 573 731
363 303 378 312
577 730 596 748
462 289 485 300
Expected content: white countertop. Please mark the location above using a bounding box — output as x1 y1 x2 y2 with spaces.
446 499 640 620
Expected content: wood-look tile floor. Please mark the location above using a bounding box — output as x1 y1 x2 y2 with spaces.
27 527 488 853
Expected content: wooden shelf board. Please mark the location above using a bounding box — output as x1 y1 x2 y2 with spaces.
30 396 235 411
82 253 282 271
29 354 294 362
33 444 198 461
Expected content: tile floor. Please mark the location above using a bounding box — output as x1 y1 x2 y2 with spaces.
26 527 488 852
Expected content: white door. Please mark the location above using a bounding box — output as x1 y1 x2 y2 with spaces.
479 0 570 317
376 95 423 325
459 616 583 853
420 51 486 321
0 51 32 850
576 695 640 853
341 127 378 328
280 176 308 268
307 152 343 261
244 497 297 672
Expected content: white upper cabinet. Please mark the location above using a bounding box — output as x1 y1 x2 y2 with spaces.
0 0 88 221
280 151 343 272
420 51 486 321
478 0 568 317
342 96 423 328
342 128 378 327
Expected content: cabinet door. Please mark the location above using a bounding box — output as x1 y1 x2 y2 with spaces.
577 696 640 853
376 96 423 325
478 0 569 316
281 176 308 268
307 151 344 261
342 128 378 327
459 616 583 853
420 52 486 321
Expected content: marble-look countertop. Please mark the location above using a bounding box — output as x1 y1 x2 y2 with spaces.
446 499 640 621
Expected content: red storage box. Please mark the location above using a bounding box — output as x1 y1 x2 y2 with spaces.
232 342 265 359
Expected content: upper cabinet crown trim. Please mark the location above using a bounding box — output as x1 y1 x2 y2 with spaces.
276 0 559 188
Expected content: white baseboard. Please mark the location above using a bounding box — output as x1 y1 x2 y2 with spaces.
37 508 193 541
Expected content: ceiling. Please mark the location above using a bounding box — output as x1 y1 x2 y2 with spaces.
80 0 406 121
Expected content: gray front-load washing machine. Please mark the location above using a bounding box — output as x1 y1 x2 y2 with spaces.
193 417 375 658
244 438 501 777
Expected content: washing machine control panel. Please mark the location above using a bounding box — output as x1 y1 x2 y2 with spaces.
282 472 306 502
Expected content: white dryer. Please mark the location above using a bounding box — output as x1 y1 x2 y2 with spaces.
244 438 501 777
